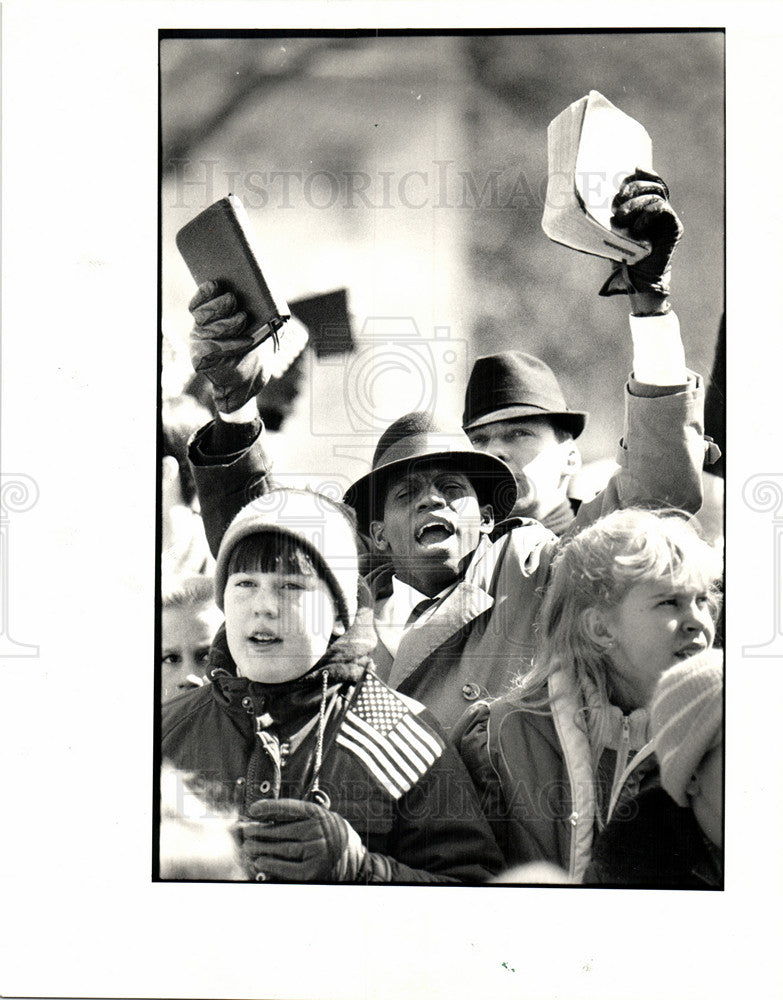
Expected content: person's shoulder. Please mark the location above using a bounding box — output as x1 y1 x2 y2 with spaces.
478 686 544 725
491 515 556 544
451 697 491 760
161 682 214 734
454 688 553 755
479 689 561 764
454 691 559 796
491 517 559 573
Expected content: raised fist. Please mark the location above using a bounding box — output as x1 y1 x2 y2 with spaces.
600 169 684 298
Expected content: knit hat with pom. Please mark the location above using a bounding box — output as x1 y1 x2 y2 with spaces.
214 488 360 629
650 649 723 807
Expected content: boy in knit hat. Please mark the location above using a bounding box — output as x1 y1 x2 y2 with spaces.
161 487 502 883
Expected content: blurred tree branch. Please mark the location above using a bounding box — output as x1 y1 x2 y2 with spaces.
162 38 362 172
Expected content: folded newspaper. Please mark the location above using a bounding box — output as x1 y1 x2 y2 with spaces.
542 90 654 263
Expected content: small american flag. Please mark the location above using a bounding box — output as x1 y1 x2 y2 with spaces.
336 676 444 799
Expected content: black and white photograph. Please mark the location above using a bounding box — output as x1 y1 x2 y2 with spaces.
2 4 783 1000
158 29 725 888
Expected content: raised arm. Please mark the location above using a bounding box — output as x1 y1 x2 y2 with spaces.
185 280 305 553
574 171 717 529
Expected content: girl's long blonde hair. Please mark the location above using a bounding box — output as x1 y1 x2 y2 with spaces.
518 509 722 752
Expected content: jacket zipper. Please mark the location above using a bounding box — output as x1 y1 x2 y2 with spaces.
256 721 282 799
239 699 272 812
608 715 631 823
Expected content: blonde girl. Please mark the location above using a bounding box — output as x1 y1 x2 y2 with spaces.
455 507 722 883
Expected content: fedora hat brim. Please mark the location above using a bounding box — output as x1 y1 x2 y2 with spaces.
345 448 517 533
463 403 588 439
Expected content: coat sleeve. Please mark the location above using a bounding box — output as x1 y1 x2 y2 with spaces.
360 714 505 884
452 701 520 867
569 373 710 534
188 418 274 556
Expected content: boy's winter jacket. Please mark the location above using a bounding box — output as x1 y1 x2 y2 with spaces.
162 610 504 884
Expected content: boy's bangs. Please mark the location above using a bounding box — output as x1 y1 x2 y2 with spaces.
226 532 319 578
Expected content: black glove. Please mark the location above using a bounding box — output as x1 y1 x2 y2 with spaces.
188 280 276 413
237 798 367 883
599 168 684 297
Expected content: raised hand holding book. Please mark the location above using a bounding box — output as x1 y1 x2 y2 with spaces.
176 194 292 350
542 91 654 263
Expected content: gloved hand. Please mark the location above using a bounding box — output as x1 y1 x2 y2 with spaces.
189 280 299 413
599 168 684 298
237 798 367 883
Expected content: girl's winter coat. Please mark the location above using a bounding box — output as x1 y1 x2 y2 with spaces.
454 669 657 883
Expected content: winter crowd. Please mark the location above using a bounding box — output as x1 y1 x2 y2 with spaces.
159 171 724 887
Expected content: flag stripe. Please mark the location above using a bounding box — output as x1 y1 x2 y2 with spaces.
402 714 443 758
346 708 426 776
397 716 441 765
335 733 406 798
388 728 432 771
344 713 421 784
334 675 444 799
341 716 412 791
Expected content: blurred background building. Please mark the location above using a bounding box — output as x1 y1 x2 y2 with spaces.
160 31 724 497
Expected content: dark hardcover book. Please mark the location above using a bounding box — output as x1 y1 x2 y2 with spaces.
176 194 291 345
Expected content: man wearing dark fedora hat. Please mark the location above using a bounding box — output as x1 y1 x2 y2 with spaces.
462 351 588 535
181 171 714 730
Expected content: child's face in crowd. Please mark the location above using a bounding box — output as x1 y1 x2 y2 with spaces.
161 602 224 702
224 569 339 683
600 580 716 710
467 416 577 520
371 466 494 597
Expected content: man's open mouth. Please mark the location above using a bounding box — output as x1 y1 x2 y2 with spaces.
415 520 455 544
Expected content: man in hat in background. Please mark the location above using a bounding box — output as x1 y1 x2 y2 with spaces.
461 351 589 536
182 171 714 731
